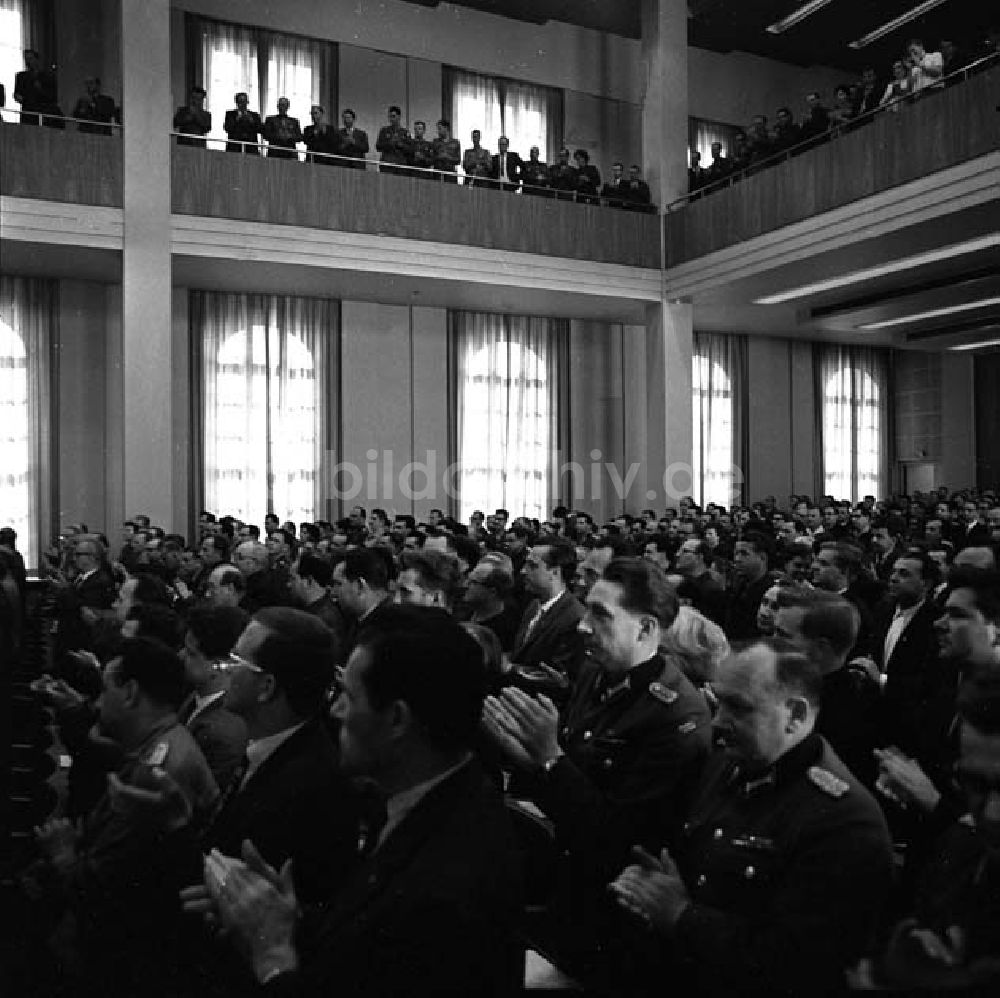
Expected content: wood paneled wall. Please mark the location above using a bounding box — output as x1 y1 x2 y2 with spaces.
666 66 1000 264
0 125 123 207
171 148 661 269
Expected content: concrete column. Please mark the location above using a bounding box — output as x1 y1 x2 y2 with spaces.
644 301 693 507
640 0 688 209
121 0 174 527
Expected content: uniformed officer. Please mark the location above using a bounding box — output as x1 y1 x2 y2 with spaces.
610 638 893 994
31 637 218 995
483 557 711 974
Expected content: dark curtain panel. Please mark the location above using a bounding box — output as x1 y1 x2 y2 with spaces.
188 290 205 541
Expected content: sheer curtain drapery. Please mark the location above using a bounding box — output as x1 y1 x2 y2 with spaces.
445 67 561 173
692 332 747 509
0 276 55 570
192 292 337 527
191 15 334 153
689 116 742 167
451 311 565 523
0 0 25 120
817 344 889 502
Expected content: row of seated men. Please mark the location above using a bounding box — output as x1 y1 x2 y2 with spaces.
7 487 1000 995
170 87 655 208
687 34 999 194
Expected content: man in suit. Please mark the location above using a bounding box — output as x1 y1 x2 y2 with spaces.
173 85 211 147
331 547 393 663
876 551 942 755
201 606 523 996
206 607 364 906
490 135 522 191
375 104 411 175
178 604 249 788
600 161 628 207
510 537 584 679
520 145 549 193
675 538 726 626
724 532 774 641
72 76 117 135
14 48 58 126
289 551 345 659
705 142 730 185
336 108 369 168
263 97 302 160
223 91 262 154
811 541 878 657
625 163 652 210
303 104 340 164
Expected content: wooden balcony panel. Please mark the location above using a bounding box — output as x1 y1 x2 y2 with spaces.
666 65 1000 266
171 149 661 269
0 125 122 207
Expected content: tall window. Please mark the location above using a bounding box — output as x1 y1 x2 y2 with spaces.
692 333 746 509
445 67 561 169
0 0 25 121
688 116 742 168
192 15 334 153
194 292 336 527
0 276 54 571
819 345 887 501
452 312 563 523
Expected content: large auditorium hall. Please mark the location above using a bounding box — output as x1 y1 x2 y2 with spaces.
3 1 1000 994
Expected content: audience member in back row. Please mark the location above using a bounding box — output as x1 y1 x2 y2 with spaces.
13 481 1000 994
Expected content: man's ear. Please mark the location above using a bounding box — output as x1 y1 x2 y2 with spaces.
122 677 140 708
257 671 278 703
786 696 810 731
389 699 414 739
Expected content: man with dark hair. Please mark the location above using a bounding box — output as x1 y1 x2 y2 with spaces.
206 608 363 906
396 549 461 609
484 557 710 978
431 118 460 181
290 552 345 657
812 541 878 655
675 537 726 625
376 104 411 174
173 85 211 147
609 638 892 994
725 531 774 640
72 76 117 135
884 673 1000 988
202 606 522 995
32 637 217 995
337 108 369 168
775 588 880 785
223 91 262 153
179 604 250 787
332 547 393 661
511 537 585 677
490 135 522 192
262 96 302 159
877 551 941 753
194 533 230 596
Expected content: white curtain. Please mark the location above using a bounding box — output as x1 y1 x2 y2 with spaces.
263 30 324 130
0 276 54 570
453 312 561 523
449 69 503 177
196 292 335 527
201 19 260 151
689 116 742 166
0 0 24 122
502 80 549 160
692 332 746 509
819 344 888 502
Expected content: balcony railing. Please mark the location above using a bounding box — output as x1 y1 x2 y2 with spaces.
171 141 661 269
665 55 1000 266
0 110 123 207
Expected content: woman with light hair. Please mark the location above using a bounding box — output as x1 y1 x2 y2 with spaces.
661 604 729 687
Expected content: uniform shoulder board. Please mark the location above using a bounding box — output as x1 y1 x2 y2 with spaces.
648 681 678 705
145 741 170 767
807 766 849 798
678 720 698 735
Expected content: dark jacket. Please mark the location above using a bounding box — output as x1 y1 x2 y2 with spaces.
266 760 523 998
511 589 585 678
490 150 523 185
223 108 263 152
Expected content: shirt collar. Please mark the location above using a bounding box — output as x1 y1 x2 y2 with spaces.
243 722 306 784
379 753 473 849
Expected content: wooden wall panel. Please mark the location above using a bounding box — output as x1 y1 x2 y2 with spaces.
666 66 999 265
0 126 123 207
171 146 661 268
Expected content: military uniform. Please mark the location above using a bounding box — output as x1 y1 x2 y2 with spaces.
524 654 711 978
432 135 461 181
409 136 435 176
376 123 412 174
669 733 893 993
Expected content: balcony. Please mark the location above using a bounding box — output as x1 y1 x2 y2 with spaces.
665 60 1000 266
171 147 661 270
0 120 122 208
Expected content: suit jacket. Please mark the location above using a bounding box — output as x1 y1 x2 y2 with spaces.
207 716 363 905
263 114 302 158
303 123 340 162
490 150 523 185
875 599 942 754
223 107 262 152
337 127 369 165
72 93 117 134
179 692 248 789
724 573 772 641
511 589 585 678
267 760 523 998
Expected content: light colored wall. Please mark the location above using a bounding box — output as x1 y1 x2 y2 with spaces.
746 336 793 502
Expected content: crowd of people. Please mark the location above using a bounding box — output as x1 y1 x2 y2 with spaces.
5 484 1000 994
687 32 999 196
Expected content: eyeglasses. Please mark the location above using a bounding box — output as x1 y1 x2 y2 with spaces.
213 652 265 674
